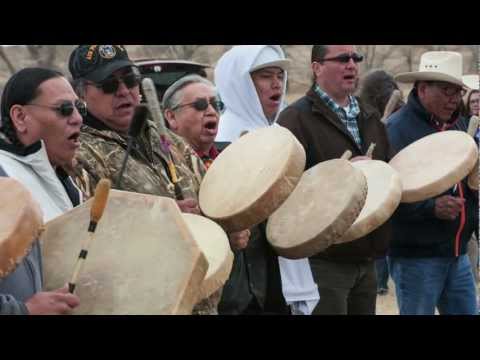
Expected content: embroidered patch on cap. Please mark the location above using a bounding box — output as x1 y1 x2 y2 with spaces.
98 45 117 59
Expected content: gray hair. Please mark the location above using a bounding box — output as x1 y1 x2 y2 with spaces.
162 74 217 111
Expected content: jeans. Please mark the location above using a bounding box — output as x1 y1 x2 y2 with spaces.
375 257 389 290
389 255 478 315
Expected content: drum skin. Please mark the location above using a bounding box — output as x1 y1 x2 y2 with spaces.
41 190 208 315
0 178 43 278
335 160 402 244
389 131 478 203
266 159 368 259
199 126 306 233
182 214 233 302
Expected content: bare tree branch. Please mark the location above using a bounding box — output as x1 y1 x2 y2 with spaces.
0 47 16 74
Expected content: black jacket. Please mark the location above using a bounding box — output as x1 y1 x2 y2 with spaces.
386 89 479 258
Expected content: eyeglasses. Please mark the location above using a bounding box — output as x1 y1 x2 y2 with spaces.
88 72 141 94
26 99 87 117
321 53 364 64
172 97 225 114
428 82 467 97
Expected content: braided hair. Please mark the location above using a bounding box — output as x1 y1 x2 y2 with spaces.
0 67 63 148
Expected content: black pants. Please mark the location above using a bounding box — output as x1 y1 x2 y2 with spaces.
309 258 377 315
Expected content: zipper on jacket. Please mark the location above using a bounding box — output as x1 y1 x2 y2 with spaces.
454 182 466 257
435 121 466 258
24 256 39 292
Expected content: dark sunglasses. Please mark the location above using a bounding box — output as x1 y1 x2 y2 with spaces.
172 97 225 114
321 53 364 64
89 72 141 94
27 99 87 117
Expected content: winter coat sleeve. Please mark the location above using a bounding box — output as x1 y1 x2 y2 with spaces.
0 295 29 315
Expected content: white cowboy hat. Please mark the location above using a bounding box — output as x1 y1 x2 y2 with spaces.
462 74 479 90
395 51 466 88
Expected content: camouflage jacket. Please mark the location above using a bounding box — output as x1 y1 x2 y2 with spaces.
70 114 220 315
71 114 205 200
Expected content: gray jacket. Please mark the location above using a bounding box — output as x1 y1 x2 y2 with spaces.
0 241 43 315
0 165 43 315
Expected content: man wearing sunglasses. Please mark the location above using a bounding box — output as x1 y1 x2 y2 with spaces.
0 67 82 315
278 45 393 315
69 45 204 207
385 51 478 315
68 46 214 313
162 74 252 313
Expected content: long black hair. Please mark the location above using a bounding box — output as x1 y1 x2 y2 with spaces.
0 67 63 147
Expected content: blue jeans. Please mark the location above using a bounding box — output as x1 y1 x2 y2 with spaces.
388 255 478 315
375 257 389 290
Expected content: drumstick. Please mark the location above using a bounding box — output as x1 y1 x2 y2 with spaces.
466 116 480 191
341 150 353 160
68 179 111 294
467 116 479 138
381 90 402 124
142 77 167 135
142 78 184 200
366 143 376 158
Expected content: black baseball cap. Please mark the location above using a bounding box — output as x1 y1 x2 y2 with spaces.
69 45 135 82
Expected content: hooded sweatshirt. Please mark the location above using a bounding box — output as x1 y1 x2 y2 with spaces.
215 45 319 314
215 45 287 141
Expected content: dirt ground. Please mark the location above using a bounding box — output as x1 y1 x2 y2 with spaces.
375 279 399 315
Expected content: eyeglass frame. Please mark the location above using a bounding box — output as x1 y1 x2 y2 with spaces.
319 52 364 64
86 71 142 94
425 81 467 97
171 97 226 114
25 99 87 118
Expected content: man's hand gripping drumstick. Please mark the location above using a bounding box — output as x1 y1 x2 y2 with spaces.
68 179 111 294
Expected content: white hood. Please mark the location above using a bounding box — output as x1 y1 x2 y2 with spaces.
214 45 288 142
0 141 77 221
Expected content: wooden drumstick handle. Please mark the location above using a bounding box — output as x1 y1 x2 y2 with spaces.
381 90 402 124
366 143 376 158
467 116 479 138
341 150 353 160
142 78 167 136
68 179 111 294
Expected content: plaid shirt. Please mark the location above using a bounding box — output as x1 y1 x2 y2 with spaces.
314 84 363 148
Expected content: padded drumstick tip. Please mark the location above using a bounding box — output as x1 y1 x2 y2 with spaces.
467 116 479 138
90 179 111 224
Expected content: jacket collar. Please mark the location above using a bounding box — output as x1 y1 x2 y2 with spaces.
0 133 42 157
306 86 378 153
406 88 462 131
